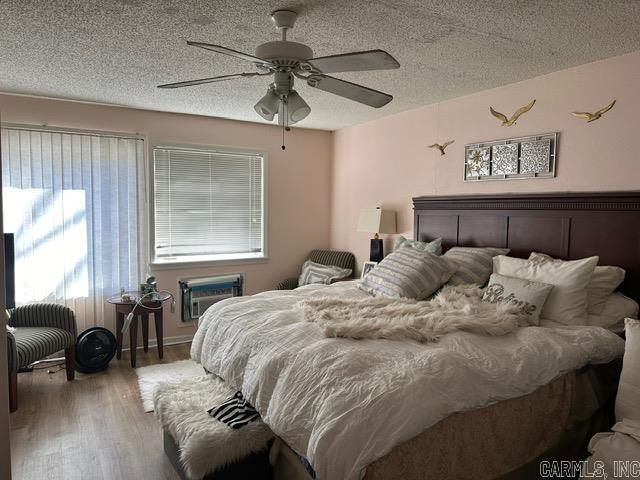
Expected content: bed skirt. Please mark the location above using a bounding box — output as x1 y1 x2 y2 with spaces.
272 361 621 480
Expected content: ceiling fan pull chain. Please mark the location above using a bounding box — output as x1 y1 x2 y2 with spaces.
281 97 292 150
282 99 286 150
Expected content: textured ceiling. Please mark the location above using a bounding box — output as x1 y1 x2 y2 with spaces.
1 0 640 130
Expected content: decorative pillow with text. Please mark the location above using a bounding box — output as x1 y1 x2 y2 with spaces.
493 254 598 325
483 273 553 326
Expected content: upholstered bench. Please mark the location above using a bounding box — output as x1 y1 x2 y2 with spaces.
153 375 274 480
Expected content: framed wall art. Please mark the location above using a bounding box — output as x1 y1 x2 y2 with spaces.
361 261 378 279
464 132 558 181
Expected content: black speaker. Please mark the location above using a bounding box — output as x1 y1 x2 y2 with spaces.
75 327 117 373
4 233 15 309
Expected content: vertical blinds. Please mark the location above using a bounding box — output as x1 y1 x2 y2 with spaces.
1 125 146 331
153 146 264 261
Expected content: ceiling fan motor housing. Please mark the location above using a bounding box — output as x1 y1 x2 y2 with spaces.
270 9 298 30
272 71 294 96
255 41 314 69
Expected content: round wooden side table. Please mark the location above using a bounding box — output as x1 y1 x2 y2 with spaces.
107 291 172 368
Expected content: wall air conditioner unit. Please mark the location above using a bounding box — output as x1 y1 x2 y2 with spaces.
178 274 243 322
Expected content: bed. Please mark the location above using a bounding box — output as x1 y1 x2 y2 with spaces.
191 191 640 480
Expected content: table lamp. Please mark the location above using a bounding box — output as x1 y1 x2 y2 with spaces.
357 208 397 262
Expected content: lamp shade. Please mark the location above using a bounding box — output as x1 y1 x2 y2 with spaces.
287 91 311 123
357 208 396 234
254 88 280 120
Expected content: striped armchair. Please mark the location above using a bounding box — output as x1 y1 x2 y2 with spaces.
6 303 77 412
276 249 356 290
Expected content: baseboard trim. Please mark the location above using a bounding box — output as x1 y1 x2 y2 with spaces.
120 334 193 353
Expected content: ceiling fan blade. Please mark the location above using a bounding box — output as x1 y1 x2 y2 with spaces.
305 50 400 74
187 41 274 68
307 75 393 108
158 72 268 89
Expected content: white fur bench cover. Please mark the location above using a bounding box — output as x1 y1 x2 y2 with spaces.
153 374 274 480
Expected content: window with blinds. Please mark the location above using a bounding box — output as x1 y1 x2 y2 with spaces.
152 145 265 264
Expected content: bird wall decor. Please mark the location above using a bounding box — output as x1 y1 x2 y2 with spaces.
428 140 454 156
490 99 536 126
571 100 616 123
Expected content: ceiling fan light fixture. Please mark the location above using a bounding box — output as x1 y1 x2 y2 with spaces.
254 87 280 120
159 9 400 132
259 110 276 122
286 91 311 122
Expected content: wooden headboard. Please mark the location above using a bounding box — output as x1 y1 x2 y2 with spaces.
413 192 640 302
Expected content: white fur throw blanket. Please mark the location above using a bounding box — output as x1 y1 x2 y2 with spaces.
297 285 520 342
153 375 274 480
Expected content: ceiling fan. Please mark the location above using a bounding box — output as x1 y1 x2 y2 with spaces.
158 9 400 130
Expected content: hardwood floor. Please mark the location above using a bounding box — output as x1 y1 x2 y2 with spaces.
9 343 191 480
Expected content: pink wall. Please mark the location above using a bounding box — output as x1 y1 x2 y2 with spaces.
3 49 640 342
0 94 333 342
331 51 640 272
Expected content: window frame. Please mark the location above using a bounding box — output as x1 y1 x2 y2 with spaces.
148 141 269 269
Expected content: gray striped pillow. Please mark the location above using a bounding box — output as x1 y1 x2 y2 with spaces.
358 245 455 300
393 235 442 255
444 247 510 286
299 260 352 286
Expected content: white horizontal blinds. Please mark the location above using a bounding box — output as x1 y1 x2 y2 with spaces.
153 146 264 260
1 126 146 332
249 154 263 255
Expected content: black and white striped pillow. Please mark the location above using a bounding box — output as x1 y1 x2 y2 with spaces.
298 260 352 286
208 391 260 430
358 245 455 300
444 247 510 286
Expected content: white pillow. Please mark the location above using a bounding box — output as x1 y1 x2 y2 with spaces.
588 266 626 313
587 293 639 331
493 254 598 325
615 318 640 422
582 420 640 479
483 273 553 326
298 260 352 286
529 253 625 314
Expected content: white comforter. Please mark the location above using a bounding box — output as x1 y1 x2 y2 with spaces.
191 281 625 480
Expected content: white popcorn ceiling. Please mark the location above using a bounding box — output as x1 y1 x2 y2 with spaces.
1 0 640 131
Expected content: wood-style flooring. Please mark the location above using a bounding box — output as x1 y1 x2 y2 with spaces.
9 343 191 480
